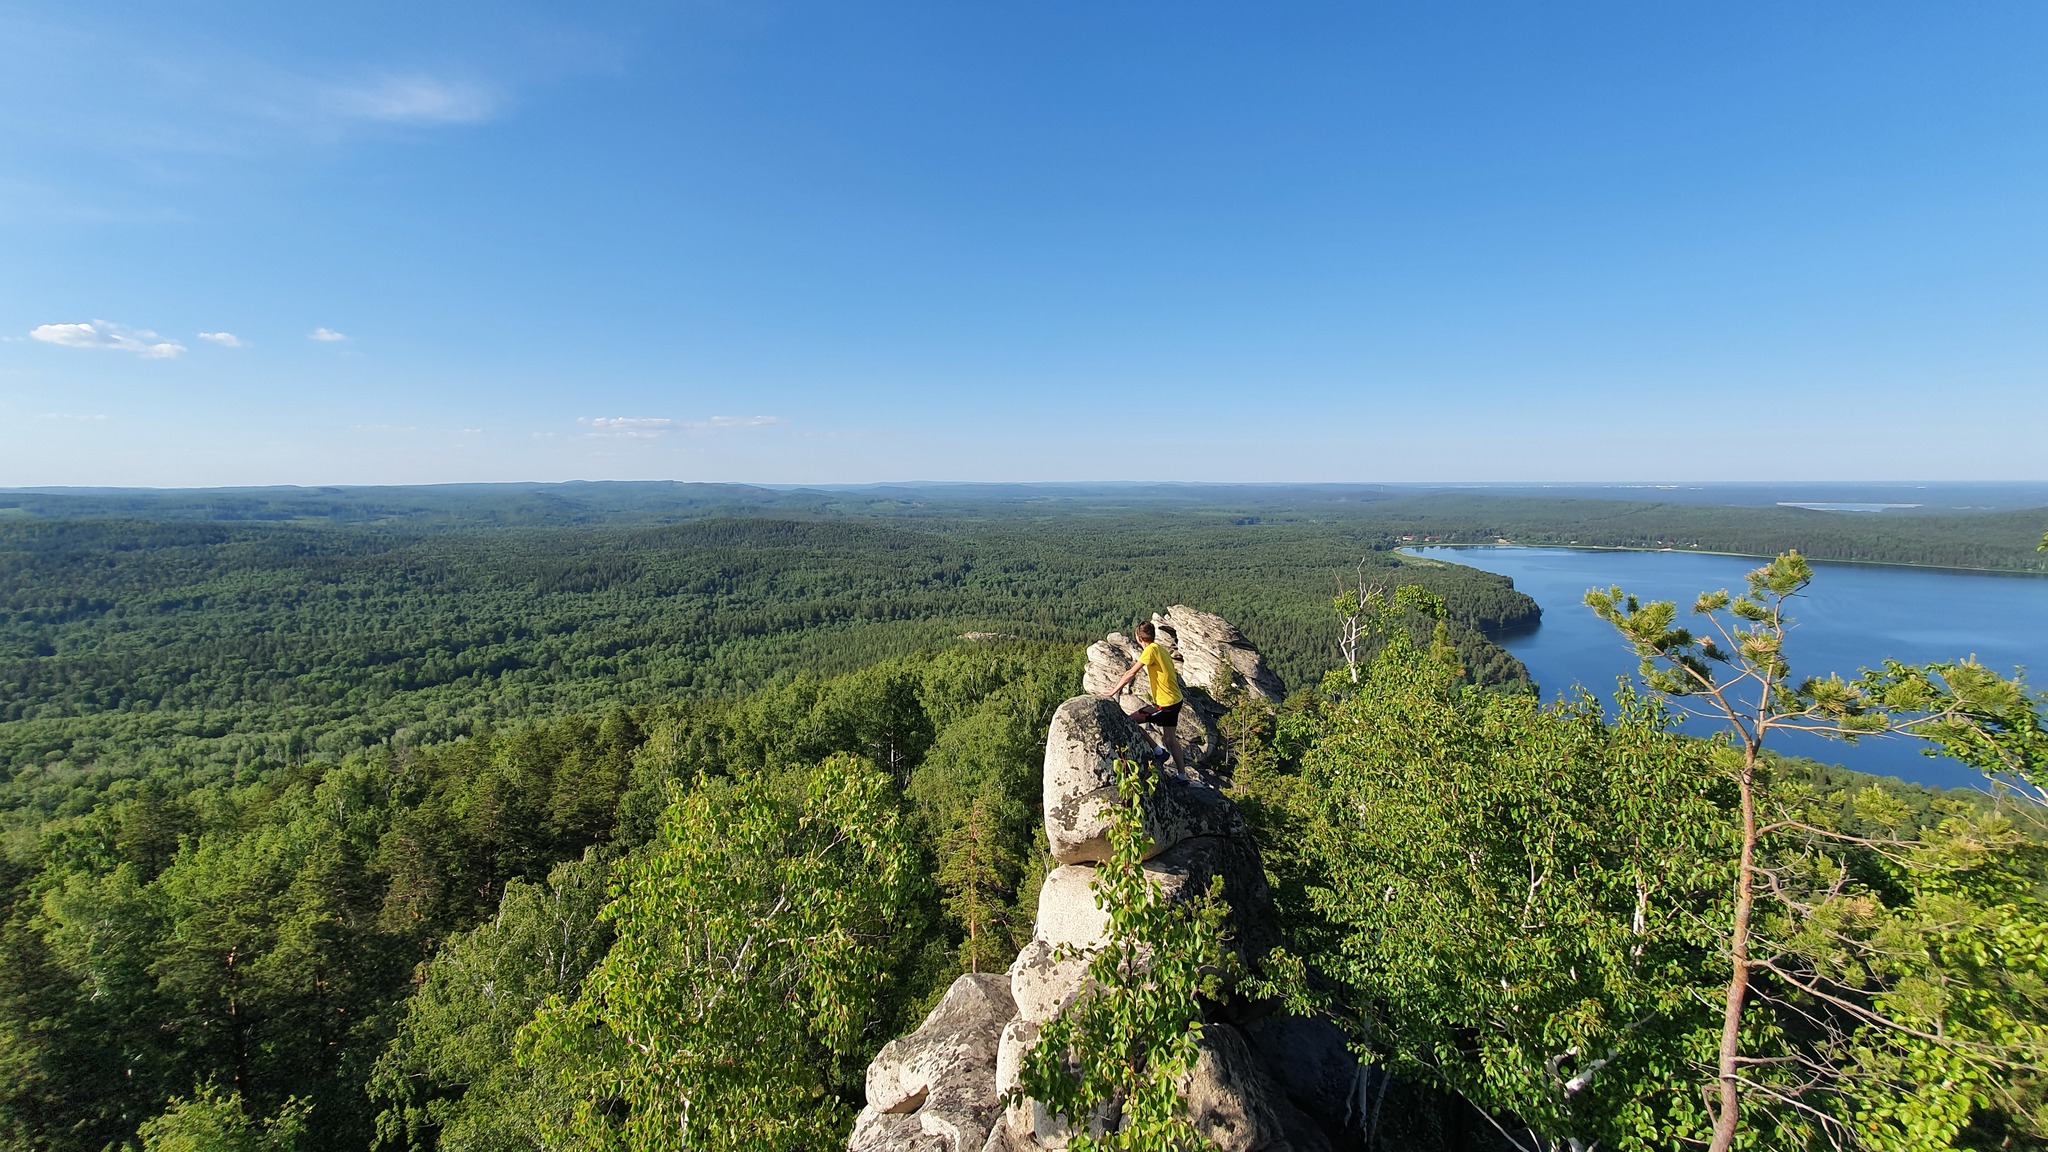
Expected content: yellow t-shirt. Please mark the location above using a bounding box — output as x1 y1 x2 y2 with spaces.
1140 641 1182 707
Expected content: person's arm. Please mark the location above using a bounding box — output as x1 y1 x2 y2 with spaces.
1105 659 1142 697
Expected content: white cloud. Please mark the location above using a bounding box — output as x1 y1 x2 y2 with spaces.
0 14 564 198
309 327 347 342
575 415 787 440
196 330 245 348
29 320 185 358
696 415 787 429
578 416 675 439
326 76 498 125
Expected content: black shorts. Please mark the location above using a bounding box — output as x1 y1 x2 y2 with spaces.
1129 701 1182 729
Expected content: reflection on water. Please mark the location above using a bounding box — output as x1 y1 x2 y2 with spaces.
1411 547 2048 791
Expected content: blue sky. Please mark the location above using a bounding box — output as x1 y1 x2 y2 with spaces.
3 2 2044 486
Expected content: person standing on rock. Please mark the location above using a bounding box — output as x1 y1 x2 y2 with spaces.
1103 620 1186 769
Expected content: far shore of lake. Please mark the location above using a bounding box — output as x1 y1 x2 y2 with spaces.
1406 543 2048 791
1402 540 2048 579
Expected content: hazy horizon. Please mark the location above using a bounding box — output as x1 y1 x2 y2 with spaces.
8 478 2047 513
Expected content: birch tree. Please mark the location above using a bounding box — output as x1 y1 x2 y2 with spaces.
522 756 922 1152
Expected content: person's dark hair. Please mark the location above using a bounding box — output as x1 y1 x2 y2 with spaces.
1134 621 1155 641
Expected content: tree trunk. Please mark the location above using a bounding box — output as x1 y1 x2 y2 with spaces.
1708 758 1758 1152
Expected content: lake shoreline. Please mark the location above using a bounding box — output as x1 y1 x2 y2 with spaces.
1403 541 2048 580
1404 544 2048 791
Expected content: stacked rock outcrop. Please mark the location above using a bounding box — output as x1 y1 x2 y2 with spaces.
1082 606 1287 707
1081 606 1287 776
848 618 1368 1152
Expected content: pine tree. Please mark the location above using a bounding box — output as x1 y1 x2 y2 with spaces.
1590 550 2048 1149
937 794 1021 975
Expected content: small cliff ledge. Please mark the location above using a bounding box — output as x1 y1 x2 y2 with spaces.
847 617 1367 1152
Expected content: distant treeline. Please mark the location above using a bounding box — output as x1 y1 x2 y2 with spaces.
1363 493 2048 573
4 482 2041 570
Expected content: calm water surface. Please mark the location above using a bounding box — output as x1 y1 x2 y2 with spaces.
1411 547 2048 791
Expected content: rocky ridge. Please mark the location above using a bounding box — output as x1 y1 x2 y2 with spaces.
848 612 1368 1152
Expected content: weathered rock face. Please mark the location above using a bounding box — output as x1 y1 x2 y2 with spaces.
1042 696 1248 865
1042 697 1161 865
1156 605 1288 705
1007 938 1090 1025
1080 606 1284 777
849 974 1019 1152
1242 1014 1366 1132
1081 632 1147 700
1032 865 1113 952
1142 834 1284 967
1178 1023 1330 1152
850 614 1365 1152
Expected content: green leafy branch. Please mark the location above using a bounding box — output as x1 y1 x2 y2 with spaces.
1588 550 2048 1150
1018 753 1234 1152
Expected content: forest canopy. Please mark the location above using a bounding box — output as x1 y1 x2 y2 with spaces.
0 488 2043 1151
0 511 1539 807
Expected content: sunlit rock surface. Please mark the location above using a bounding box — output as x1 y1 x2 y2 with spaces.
849 613 1366 1152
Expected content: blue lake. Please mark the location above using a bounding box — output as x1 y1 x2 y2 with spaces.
1409 547 2048 791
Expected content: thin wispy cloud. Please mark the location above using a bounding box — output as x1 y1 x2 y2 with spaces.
325 76 499 125
309 327 347 342
29 320 185 359
0 11 525 191
196 331 245 348
696 415 787 430
576 415 786 440
578 416 675 439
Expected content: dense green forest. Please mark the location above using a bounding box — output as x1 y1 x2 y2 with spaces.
1229 601 2047 1152
0 487 2043 1151
0 513 1536 810
0 644 1081 1151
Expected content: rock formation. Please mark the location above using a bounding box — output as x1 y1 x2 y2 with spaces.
847 617 1369 1152
1079 605 1288 777
1081 606 1287 707
850 974 1019 1152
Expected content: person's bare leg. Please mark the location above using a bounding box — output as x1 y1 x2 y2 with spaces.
1160 724 1186 773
